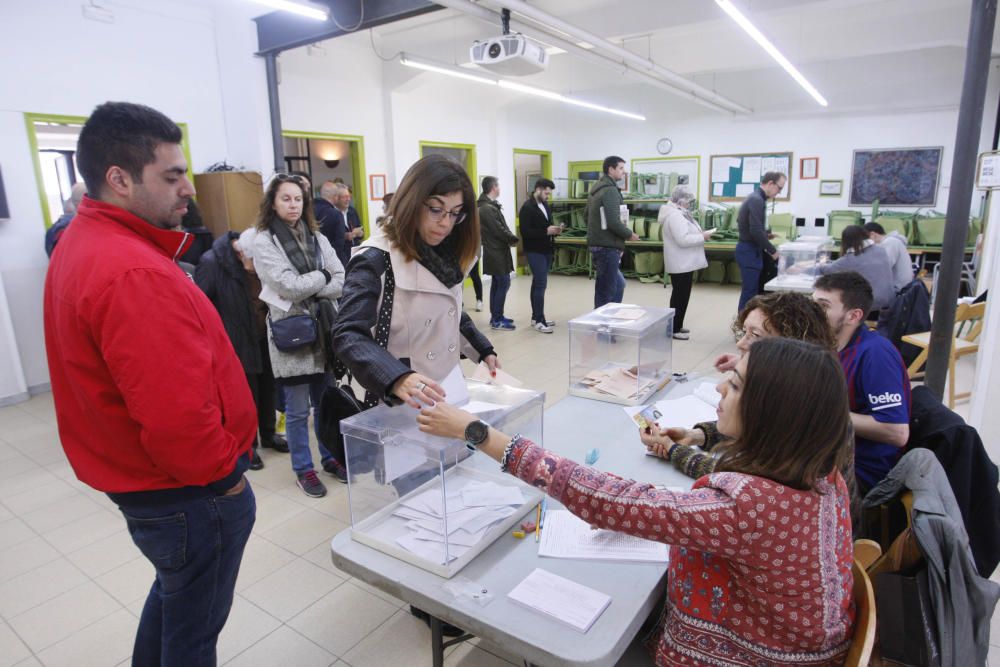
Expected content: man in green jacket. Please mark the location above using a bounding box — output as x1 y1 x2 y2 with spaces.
478 176 519 330
587 155 639 308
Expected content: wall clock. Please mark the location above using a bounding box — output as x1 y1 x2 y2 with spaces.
657 138 673 155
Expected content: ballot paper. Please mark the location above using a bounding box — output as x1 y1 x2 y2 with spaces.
392 478 527 561
692 382 721 408
538 510 668 563
653 394 719 429
441 364 470 406
603 307 645 320
471 361 524 388
508 568 612 633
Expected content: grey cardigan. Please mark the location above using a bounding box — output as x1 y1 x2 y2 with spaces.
253 226 344 380
864 449 1000 667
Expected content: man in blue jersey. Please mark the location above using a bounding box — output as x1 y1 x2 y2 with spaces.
813 271 910 491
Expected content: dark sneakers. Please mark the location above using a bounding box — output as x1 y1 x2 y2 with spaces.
249 451 264 471
322 458 349 484
296 470 327 498
490 319 516 330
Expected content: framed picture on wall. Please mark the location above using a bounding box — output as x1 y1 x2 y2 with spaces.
369 174 386 200
800 157 819 180
819 179 843 197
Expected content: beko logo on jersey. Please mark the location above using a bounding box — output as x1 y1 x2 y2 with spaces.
869 392 903 410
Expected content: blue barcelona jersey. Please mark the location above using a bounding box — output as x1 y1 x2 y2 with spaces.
839 326 911 488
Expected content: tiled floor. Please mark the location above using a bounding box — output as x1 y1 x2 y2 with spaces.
0 274 993 666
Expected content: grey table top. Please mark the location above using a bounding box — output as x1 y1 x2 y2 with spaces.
330 375 715 667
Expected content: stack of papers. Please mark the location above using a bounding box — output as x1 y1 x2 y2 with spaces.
508 568 612 633
578 367 657 400
624 382 720 430
538 510 668 563
392 479 525 563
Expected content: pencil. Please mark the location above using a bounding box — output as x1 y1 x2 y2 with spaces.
534 503 542 542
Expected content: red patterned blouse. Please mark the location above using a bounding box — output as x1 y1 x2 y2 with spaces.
504 438 855 666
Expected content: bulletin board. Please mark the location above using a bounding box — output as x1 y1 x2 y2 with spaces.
709 152 792 202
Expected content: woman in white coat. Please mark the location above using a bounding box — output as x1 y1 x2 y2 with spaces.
253 174 345 498
659 185 714 340
332 155 498 410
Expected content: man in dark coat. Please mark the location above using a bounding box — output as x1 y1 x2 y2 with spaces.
316 181 351 268
735 171 785 312
478 176 519 330
195 229 289 469
519 177 561 333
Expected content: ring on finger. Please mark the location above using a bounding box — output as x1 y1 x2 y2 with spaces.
416 382 426 392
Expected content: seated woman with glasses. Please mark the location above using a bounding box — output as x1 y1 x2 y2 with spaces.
253 173 345 499
416 337 856 666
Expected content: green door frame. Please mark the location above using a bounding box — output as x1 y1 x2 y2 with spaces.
283 130 370 236
419 140 478 194
512 148 553 274
25 112 193 228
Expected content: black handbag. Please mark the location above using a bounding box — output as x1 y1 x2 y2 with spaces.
268 313 318 351
318 250 395 471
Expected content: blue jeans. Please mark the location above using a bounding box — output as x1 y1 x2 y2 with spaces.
525 252 552 323
735 241 763 313
488 272 511 321
118 481 256 666
285 376 333 475
591 247 626 308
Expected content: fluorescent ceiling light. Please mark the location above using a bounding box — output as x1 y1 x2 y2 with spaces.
247 0 328 21
399 53 645 121
715 0 827 107
400 54 498 85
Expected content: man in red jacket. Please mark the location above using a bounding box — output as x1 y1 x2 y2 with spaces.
44 101 257 666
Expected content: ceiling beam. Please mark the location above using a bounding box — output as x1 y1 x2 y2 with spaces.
254 0 443 55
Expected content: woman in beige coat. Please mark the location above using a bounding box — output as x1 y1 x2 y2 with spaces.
659 185 714 340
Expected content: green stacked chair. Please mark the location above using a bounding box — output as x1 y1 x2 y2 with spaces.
968 217 982 245
646 219 663 241
913 214 946 245
828 210 863 239
726 261 742 285
570 206 585 229
873 212 912 241
698 260 727 283
767 212 795 241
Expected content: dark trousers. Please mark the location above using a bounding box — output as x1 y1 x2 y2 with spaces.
526 252 552 323
469 259 483 301
489 272 511 321
591 246 626 308
668 271 694 332
735 241 764 313
246 339 277 449
118 482 256 666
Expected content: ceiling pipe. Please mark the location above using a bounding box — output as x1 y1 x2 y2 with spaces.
432 0 742 115
473 0 750 114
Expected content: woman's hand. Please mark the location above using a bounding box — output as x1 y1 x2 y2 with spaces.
714 352 741 373
417 402 476 440
639 425 705 459
391 373 446 409
483 354 501 377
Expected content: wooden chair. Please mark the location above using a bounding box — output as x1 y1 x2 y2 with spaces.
854 539 883 570
844 558 878 667
901 301 985 408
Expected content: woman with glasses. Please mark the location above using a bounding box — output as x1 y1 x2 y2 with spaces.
333 155 498 411
416 337 856 666
253 173 345 499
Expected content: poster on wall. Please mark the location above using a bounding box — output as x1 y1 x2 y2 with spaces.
849 147 942 206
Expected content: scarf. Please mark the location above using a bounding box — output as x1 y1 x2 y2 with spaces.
416 235 465 288
268 219 337 362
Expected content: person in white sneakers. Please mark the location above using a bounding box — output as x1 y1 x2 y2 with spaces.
659 185 714 340
518 177 559 333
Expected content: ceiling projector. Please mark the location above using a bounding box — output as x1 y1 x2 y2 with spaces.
470 34 549 76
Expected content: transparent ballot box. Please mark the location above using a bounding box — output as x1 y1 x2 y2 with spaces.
772 238 832 289
568 303 674 406
341 381 545 578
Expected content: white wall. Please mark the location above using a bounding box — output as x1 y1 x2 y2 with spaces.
0 0 269 401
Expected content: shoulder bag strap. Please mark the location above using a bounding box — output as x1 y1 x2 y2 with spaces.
362 250 395 408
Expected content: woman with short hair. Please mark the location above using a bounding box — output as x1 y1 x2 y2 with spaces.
659 185 714 340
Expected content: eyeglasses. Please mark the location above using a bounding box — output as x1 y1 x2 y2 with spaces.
274 173 307 185
423 203 467 225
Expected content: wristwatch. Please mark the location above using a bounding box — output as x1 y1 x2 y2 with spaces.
464 420 490 451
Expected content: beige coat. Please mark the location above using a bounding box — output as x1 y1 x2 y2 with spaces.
363 235 479 382
659 202 709 275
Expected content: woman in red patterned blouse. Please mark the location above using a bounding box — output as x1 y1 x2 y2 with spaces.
417 337 856 666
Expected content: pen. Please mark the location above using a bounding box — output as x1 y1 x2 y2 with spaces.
535 503 542 542
540 497 548 531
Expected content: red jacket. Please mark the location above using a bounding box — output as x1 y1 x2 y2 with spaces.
44 197 256 495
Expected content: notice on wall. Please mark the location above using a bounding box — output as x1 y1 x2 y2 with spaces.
977 151 1000 189
713 183 724 196
735 183 755 197
742 157 761 183
711 159 734 182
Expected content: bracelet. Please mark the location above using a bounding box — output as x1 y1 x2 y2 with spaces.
500 433 522 472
